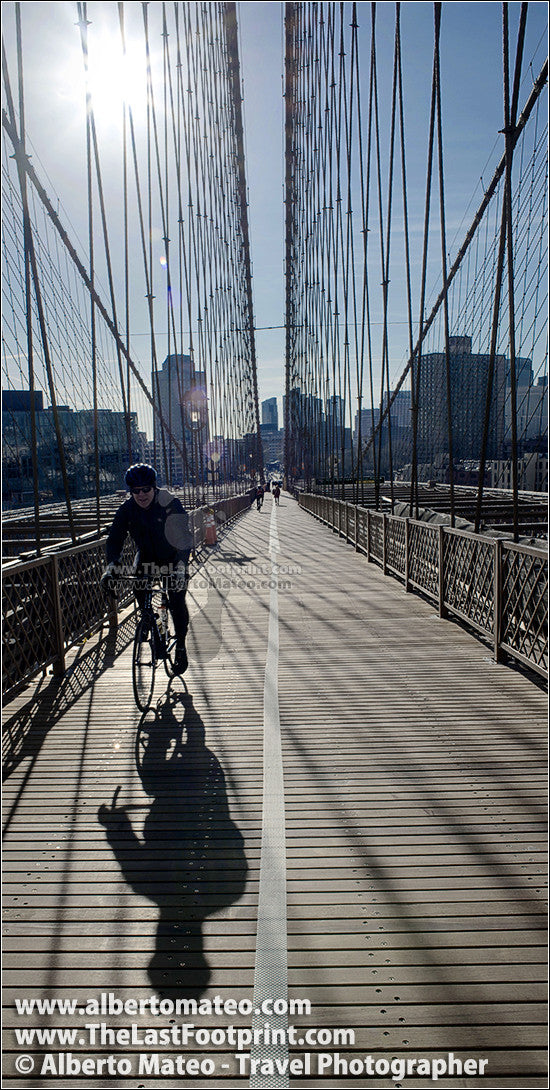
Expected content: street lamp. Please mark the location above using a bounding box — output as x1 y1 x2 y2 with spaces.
184 385 208 506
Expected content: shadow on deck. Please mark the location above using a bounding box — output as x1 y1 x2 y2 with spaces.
3 495 547 1088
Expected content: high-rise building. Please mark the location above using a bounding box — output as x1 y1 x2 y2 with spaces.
326 394 344 430
152 353 193 448
152 354 209 486
388 389 412 431
506 357 533 387
262 397 278 430
353 407 379 448
417 336 507 463
508 383 547 443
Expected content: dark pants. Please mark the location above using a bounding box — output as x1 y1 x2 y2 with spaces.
134 561 189 645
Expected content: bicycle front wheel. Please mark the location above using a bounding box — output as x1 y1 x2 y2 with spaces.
164 634 177 678
132 617 157 711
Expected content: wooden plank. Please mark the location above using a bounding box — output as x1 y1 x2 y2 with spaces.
2 496 547 1090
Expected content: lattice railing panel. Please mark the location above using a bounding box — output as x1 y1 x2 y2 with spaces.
501 546 548 672
3 560 58 692
57 536 136 649
386 517 406 577
348 506 357 543
444 533 495 632
357 507 369 552
57 544 108 645
370 513 384 563
215 494 254 524
407 523 439 599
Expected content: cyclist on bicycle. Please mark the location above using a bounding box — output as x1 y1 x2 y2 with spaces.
255 484 264 511
101 464 192 674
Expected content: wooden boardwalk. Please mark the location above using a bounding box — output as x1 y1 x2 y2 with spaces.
3 494 547 1088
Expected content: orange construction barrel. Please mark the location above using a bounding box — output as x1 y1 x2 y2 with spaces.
205 511 217 545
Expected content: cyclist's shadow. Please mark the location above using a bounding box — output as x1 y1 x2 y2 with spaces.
98 687 247 999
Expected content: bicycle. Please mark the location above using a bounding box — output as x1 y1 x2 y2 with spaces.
107 574 180 711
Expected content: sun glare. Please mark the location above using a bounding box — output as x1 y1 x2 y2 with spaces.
87 32 147 122
58 24 148 130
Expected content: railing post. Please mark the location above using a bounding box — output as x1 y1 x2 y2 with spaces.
494 538 503 663
404 518 410 592
355 505 359 552
382 513 387 574
438 525 447 618
367 510 371 562
51 555 66 676
345 502 350 542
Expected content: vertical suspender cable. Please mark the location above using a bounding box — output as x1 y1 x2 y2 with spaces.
79 5 134 496
284 3 294 490
371 3 393 509
365 4 379 503
503 4 517 539
475 4 527 533
3 33 76 541
434 3 455 527
350 1 365 505
78 3 101 531
224 1 263 481
380 5 402 514
395 0 415 475
119 4 131 461
142 2 170 486
162 5 172 489
13 9 41 550
503 2 528 542
409 11 437 520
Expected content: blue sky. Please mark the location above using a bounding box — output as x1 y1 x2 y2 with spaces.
2 1 548 430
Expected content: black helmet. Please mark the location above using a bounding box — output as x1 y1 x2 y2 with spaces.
125 463 157 489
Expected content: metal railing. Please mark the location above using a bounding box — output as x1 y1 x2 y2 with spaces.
2 494 252 701
299 493 548 679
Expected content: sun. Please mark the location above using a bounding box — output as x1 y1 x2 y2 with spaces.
57 18 149 132
86 29 148 124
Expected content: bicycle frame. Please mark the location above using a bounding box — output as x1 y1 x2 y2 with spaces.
113 574 179 710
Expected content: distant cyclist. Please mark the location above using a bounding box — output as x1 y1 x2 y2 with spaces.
255 484 264 511
101 464 192 674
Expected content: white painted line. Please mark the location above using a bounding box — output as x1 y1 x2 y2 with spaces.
249 501 289 1088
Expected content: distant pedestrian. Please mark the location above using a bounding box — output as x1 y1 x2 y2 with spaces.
272 484 281 506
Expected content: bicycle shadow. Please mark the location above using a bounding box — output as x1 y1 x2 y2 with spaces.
98 688 248 998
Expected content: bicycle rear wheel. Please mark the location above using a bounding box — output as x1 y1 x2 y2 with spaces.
132 616 157 711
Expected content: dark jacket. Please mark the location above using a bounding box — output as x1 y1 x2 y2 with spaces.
106 488 193 566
